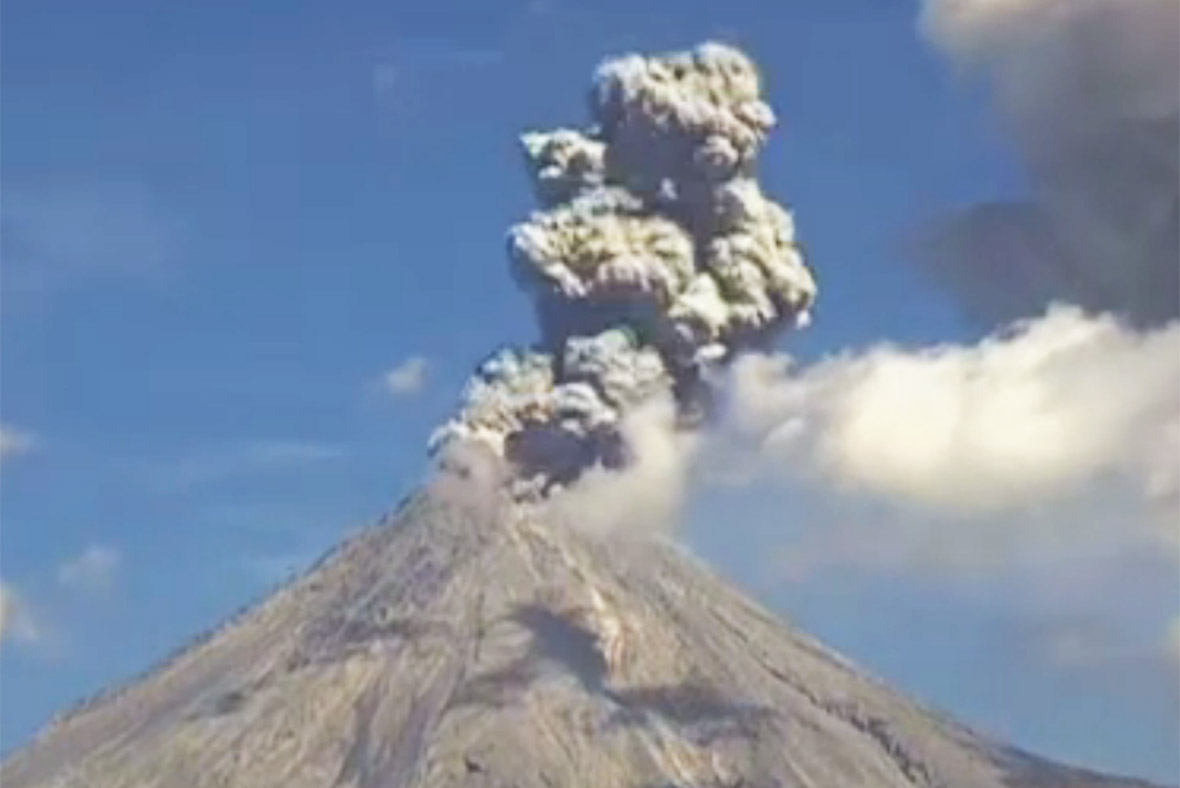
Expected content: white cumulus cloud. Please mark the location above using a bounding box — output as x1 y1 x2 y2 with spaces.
721 306 1179 522
384 356 429 396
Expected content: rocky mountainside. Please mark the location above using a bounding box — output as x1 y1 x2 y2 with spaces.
1 480 1166 788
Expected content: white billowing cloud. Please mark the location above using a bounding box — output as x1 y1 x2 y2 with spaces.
721 306 1180 522
0 582 39 646
916 0 1179 327
706 304 1179 683
0 425 35 461
56 545 122 593
545 396 698 539
384 356 429 396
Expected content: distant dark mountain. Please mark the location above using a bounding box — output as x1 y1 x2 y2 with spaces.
2 482 1168 787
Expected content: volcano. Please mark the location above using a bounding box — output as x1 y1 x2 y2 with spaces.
1 479 1164 788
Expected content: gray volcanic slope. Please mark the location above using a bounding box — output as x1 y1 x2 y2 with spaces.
2 483 1165 788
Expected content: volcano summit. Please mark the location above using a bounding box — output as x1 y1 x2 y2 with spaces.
1 485 1164 788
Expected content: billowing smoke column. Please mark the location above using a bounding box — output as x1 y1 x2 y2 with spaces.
918 0 1180 329
431 43 817 495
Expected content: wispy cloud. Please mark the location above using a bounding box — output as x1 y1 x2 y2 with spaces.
0 582 39 647
373 40 504 79
1017 615 1135 671
149 440 345 492
371 40 505 109
1 180 182 297
56 545 122 593
0 425 36 462
384 356 429 396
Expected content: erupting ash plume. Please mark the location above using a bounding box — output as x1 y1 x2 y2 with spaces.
431 42 817 494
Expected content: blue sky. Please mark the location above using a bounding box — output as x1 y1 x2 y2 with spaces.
1 0 1175 783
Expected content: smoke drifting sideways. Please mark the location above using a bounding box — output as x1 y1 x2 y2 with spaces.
430 43 817 498
918 0 1180 329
